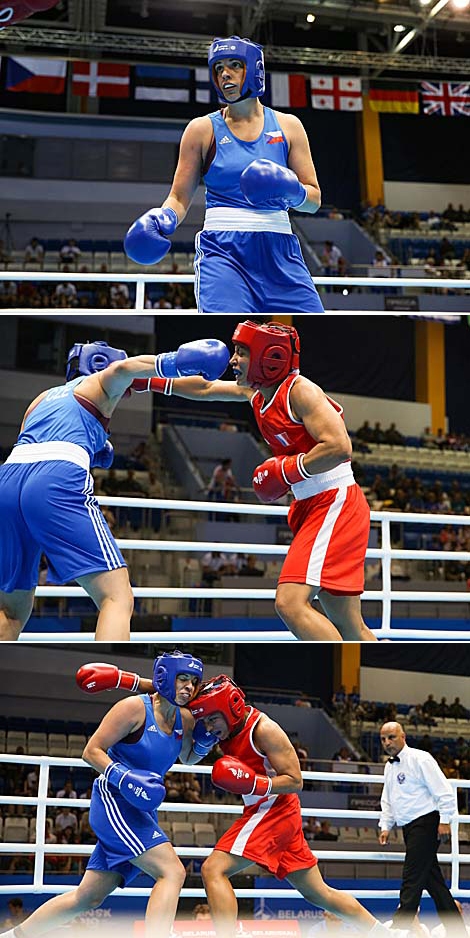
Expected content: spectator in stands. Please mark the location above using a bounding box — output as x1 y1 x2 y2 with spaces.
424 211 442 230
438 238 455 265
54 806 78 835
201 550 229 586
1 899 30 929
193 904 211 920
207 458 239 502
0 281 18 307
55 778 77 799
181 773 202 803
59 238 81 267
384 423 405 445
295 692 313 708
0 239 10 268
437 698 450 718
371 422 386 444
356 420 374 444
164 772 184 802
119 468 145 495
421 427 437 448
328 207 344 220
239 555 264 577
442 203 458 224
372 249 389 270
145 470 165 499
422 694 439 717
102 468 122 496
333 747 355 762
302 817 321 844
110 283 131 309
320 240 345 277
314 821 338 841
449 698 467 720
23 237 45 269
78 811 96 844
52 278 77 308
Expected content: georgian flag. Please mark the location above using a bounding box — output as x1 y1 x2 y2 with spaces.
310 75 362 111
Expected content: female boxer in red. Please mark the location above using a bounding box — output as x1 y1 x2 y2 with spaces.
134 319 376 641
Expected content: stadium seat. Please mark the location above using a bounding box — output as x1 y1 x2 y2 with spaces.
3 816 29 843
172 822 195 845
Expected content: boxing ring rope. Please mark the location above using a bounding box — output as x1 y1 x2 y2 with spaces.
1 270 469 314
1 753 469 900
22 499 470 642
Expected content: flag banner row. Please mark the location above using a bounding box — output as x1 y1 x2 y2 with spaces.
1 58 469 116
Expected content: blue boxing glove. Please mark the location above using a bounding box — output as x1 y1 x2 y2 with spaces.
124 207 178 266
104 762 165 811
156 339 230 381
240 159 308 211
91 440 114 469
192 721 219 757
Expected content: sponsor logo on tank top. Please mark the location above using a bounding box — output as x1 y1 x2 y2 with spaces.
219 135 232 144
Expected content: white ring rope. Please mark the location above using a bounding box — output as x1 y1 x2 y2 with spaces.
0 754 468 899
1 270 469 312
23 499 470 642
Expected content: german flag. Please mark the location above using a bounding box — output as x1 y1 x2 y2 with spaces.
368 84 419 113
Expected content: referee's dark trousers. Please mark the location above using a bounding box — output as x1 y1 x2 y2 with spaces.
393 810 466 934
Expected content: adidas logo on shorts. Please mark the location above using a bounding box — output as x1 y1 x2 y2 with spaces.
219 135 232 144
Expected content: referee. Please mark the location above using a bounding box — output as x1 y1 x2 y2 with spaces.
379 721 466 935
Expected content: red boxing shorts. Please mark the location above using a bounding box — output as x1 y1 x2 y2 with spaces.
278 482 370 594
215 793 317 879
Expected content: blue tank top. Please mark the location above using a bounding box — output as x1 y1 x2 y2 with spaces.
14 377 108 459
108 695 183 775
204 106 289 210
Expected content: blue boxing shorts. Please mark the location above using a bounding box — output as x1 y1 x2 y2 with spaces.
87 776 169 886
0 460 126 592
194 229 324 314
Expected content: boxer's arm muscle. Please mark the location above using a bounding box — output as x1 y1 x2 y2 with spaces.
170 376 254 403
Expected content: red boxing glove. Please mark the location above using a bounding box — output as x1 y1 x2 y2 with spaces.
1 1 59 28
252 454 310 504
131 377 173 395
76 663 140 695
212 756 272 797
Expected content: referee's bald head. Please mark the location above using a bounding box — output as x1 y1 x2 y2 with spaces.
380 721 406 754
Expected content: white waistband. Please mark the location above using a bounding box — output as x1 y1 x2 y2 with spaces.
203 206 292 234
291 463 355 499
6 441 90 471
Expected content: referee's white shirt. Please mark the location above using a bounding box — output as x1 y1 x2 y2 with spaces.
379 743 458 830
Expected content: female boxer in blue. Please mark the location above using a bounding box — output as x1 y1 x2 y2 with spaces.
0 651 218 938
0 338 229 641
124 36 324 314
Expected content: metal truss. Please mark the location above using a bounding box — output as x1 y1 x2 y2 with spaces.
2 27 470 74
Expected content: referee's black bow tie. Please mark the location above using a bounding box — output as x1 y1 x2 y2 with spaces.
388 755 400 763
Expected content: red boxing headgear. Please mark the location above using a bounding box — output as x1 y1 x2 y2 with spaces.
188 674 246 732
232 320 300 389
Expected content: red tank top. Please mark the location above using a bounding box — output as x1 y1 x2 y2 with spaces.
250 374 344 457
220 706 273 778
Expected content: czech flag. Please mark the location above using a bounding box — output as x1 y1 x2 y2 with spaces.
5 56 66 93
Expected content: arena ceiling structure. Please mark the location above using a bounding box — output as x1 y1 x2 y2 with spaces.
2 0 470 78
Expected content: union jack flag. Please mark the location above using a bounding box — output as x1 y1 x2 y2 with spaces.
420 81 470 116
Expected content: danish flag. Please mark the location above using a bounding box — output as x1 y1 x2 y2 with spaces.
72 61 130 98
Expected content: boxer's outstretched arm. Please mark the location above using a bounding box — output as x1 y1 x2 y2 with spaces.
169 376 253 403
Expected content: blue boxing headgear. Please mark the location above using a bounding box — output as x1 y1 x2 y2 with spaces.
66 340 127 382
208 36 265 103
153 650 203 706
